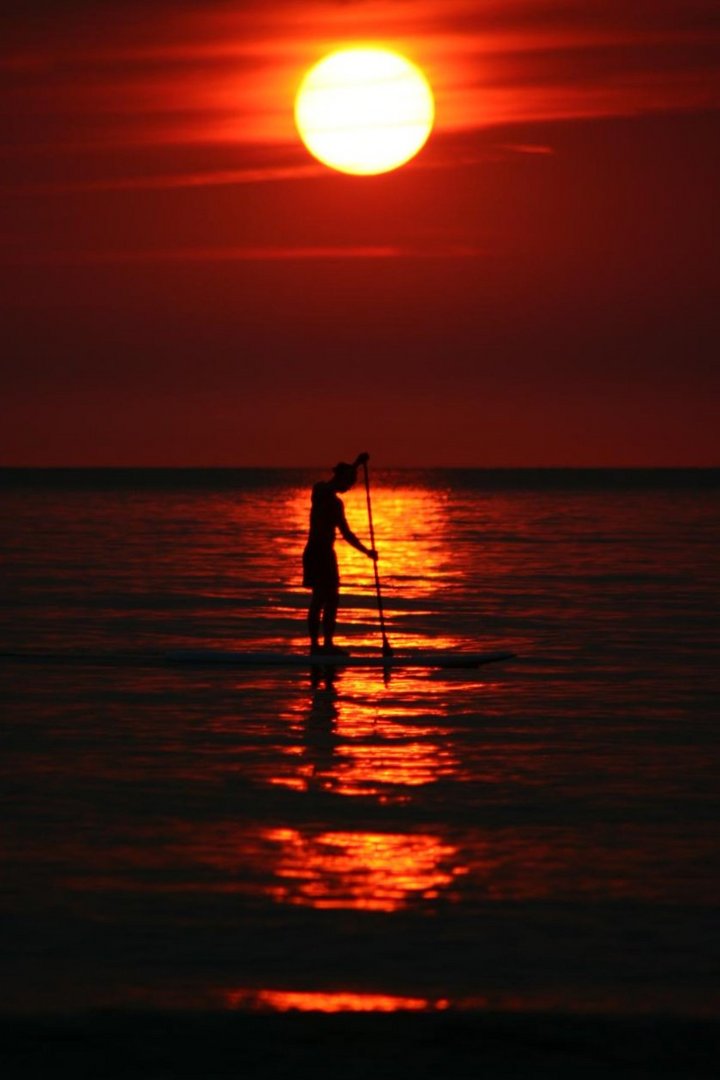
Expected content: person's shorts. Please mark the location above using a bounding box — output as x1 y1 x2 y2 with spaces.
302 546 339 599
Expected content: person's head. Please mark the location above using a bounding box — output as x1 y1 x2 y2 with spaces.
332 461 357 493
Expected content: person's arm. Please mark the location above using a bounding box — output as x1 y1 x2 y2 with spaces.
338 504 377 559
346 452 377 557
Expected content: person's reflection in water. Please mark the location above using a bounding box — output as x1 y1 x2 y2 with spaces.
303 666 340 787
302 452 377 656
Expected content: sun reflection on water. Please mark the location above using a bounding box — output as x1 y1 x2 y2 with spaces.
272 665 461 803
262 827 466 911
226 989 450 1012
257 662 470 912
283 480 462 651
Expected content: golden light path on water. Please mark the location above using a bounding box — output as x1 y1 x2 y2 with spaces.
71 478 509 1006
60 480 527 1011
262 828 466 911
252 658 471 916
278 481 463 652
196 481 501 954
186 477 525 656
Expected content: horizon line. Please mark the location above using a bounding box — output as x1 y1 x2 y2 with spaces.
2 465 718 472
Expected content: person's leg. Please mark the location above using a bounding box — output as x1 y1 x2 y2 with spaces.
308 591 322 652
322 594 338 649
322 585 350 653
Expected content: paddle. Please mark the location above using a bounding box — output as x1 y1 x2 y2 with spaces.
360 455 393 658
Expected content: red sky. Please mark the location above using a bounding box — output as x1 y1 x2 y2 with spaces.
2 0 719 466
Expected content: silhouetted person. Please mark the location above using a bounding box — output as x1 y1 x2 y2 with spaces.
302 452 377 655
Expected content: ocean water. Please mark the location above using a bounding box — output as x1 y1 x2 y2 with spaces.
1 468 719 1018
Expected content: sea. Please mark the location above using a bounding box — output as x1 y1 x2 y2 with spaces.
1 468 719 1067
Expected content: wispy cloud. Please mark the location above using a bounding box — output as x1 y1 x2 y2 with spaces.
4 1 718 142
6 163 324 196
3 242 486 265
1 1 718 194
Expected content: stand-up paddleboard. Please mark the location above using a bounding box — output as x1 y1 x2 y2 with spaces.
165 649 515 669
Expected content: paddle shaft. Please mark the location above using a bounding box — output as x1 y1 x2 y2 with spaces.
362 461 392 656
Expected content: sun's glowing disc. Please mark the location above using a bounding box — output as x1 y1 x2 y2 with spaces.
295 47 435 176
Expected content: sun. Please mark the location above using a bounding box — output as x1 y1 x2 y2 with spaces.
294 47 435 176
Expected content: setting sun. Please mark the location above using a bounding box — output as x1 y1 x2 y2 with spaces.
294 47 435 176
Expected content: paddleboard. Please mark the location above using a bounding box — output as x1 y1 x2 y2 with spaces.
165 649 515 669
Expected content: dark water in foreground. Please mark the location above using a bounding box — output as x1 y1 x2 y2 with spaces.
1 469 718 1020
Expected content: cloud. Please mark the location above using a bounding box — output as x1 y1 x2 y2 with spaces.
7 163 324 196
3 1 718 136
3 242 486 265
1 1 718 194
